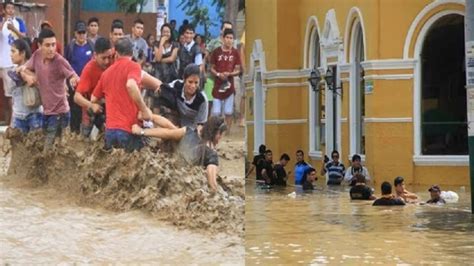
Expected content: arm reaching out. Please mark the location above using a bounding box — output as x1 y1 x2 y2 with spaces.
126 78 152 121
206 164 218 191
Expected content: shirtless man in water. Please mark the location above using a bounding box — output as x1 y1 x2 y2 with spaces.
394 176 418 203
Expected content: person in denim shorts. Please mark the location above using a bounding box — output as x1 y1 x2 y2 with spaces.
9 39 43 133
91 38 153 152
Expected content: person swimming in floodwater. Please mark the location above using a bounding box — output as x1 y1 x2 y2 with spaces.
302 167 317 191
372 182 405 206
349 173 376 200
131 115 226 191
426 185 446 204
394 176 418 203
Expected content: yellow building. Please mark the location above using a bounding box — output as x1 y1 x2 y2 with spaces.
244 0 468 186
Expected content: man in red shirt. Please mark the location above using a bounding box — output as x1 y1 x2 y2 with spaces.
210 29 241 134
74 37 113 137
91 38 152 151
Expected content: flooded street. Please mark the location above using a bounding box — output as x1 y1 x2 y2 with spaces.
0 179 242 264
0 128 245 264
245 179 474 265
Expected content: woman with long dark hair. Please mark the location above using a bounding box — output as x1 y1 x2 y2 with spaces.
131 115 227 191
153 23 178 83
9 38 43 133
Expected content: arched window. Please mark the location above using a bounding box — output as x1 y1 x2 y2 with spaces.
354 23 365 155
421 14 466 155
350 21 365 155
309 28 324 153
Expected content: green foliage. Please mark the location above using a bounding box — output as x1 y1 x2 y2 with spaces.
117 0 148 13
178 0 217 40
211 0 245 17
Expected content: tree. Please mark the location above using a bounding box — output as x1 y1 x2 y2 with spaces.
178 0 217 41
117 0 148 13
179 0 245 39
212 0 245 25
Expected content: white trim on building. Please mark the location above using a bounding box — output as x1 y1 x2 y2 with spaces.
412 10 465 159
403 0 465 59
246 119 308 125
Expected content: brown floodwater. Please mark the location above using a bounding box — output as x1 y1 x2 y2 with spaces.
0 177 244 264
245 178 474 265
0 128 245 264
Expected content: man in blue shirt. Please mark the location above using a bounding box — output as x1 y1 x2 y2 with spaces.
294 149 312 185
65 20 93 134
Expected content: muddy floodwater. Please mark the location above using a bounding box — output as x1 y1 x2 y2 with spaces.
0 128 245 264
246 178 473 265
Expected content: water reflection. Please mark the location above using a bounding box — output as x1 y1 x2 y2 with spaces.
246 179 473 265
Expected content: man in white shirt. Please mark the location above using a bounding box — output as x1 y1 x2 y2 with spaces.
344 154 371 186
0 1 27 124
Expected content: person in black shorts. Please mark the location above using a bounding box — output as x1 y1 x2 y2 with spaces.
245 144 266 180
302 167 317 191
131 116 226 191
350 173 376 200
272 153 290 186
373 182 405 206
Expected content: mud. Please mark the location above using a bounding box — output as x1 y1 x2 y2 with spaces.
5 131 244 237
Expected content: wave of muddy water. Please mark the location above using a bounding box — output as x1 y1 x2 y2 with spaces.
0 129 244 263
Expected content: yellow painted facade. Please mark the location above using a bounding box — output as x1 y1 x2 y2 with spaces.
244 0 469 186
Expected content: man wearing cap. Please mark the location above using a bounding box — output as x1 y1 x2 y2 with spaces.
65 20 94 134
427 185 446 204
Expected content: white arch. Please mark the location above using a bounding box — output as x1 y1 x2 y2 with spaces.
304 16 324 157
413 10 465 157
344 7 367 63
320 9 342 155
403 0 465 59
303 16 322 68
247 39 266 82
348 17 366 157
321 9 341 49
248 39 267 155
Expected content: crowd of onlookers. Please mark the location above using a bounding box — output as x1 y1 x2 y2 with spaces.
247 144 448 206
0 1 245 191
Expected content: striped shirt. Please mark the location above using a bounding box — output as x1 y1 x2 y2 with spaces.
324 161 345 184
